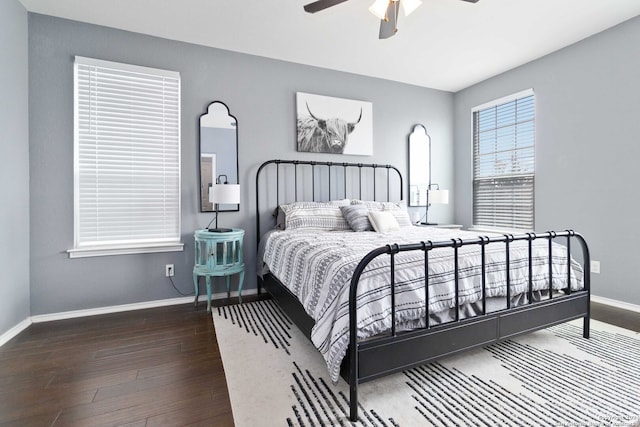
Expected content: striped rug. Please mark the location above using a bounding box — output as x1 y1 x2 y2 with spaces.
213 300 640 427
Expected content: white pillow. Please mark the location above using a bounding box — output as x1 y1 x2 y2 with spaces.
368 211 400 233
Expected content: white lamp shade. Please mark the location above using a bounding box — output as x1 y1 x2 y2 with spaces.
402 0 422 16
429 189 449 205
209 184 240 205
369 0 389 20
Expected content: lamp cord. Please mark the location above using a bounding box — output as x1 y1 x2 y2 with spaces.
168 275 194 296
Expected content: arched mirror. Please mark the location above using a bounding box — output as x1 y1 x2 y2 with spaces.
408 124 430 207
199 101 239 212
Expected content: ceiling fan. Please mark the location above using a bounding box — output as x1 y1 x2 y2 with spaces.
304 0 480 39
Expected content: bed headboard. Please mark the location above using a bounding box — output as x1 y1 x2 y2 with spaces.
255 159 403 242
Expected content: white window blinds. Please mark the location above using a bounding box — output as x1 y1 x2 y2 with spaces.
472 89 534 231
73 57 181 251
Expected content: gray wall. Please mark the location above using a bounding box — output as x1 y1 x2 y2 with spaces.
28 14 454 315
453 16 640 305
0 0 30 335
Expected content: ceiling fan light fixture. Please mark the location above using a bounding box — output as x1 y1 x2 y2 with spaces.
369 0 390 20
304 0 474 40
402 0 422 16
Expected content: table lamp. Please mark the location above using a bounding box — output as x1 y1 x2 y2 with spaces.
206 175 240 232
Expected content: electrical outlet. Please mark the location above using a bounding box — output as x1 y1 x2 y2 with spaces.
165 264 174 277
590 260 600 274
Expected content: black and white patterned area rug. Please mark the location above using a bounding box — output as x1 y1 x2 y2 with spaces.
212 300 640 427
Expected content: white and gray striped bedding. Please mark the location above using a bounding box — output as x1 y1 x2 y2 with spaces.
262 227 584 382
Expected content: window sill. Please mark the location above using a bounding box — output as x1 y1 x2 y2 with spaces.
67 242 184 258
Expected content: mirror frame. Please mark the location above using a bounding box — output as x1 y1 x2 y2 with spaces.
198 101 239 213
408 124 431 207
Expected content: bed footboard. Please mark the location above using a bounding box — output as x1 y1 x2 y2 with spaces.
346 230 590 421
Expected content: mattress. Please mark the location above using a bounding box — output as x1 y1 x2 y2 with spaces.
262 226 584 382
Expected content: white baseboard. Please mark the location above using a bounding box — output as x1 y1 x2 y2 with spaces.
0 318 32 347
31 289 258 323
1 289 258 347
591 295 640 314
30 296 196 323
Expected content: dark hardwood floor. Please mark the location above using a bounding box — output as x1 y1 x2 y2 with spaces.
0 302 235 427
0 297 637 426
591 301 640 332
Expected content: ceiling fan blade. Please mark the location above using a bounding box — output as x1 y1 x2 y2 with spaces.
378 1 398 39
304 0 350 13
459 0 480 3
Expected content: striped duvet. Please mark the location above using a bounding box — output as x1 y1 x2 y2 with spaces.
262 227 584 382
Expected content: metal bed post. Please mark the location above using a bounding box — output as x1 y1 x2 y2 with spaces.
565 230 572 295
452 238 462 321
504 234 514 309
389 244 399 337
480 236 489 315
527 233 534 304
342 163 348 199
348 247 387 422
311 161 316 201
276 160 280 207
421 240 433 328
572 230 591 339
548 231 556 299
294 161 298 202
328 162 332 200
372 164 377 201
358 164 362 200
386 166 390 202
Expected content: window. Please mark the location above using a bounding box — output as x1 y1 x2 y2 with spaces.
472 89 534 231
69 57 182 258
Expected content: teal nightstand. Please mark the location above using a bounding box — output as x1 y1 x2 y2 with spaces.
193 228 245 311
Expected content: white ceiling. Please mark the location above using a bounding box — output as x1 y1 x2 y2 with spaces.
19 0 640 92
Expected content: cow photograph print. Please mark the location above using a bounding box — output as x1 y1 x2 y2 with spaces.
296 92 373 156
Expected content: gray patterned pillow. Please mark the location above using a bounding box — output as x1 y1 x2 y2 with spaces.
350 200 412 227
340 204 372 232
280 200 351 231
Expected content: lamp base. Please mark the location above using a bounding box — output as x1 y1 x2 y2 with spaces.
207 227 233 233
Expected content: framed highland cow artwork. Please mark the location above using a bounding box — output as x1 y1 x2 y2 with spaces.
296 92 373 156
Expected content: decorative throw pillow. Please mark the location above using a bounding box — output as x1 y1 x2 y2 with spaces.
368 211 400 233
340 204 372 232
280 200 351 231
351 200 412 227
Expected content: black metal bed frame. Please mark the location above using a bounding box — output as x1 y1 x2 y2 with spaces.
255 159 591 422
